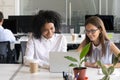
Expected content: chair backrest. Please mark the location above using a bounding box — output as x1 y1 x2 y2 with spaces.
20 41 27 64
0 41 11 63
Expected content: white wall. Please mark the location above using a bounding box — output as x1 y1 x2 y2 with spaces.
19 0 117 16
0 0 15 18
20 0 66 15
1 0 120 18
18 0 120 32
112 0 120 17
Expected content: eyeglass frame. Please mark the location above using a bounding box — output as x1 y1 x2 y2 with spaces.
85 29 99 34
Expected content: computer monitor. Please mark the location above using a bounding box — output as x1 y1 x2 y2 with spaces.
85 15 114 32
2 19 17 34
9 15 34 33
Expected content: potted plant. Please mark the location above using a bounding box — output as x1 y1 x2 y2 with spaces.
97 54 120 80
64 42 91 80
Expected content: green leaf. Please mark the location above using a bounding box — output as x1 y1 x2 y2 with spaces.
69 63 78 67
113 57 119 66
64 56 78 62
97 61 102 67
117 53 120 58
101 75 110 80
108 66 114 75
113 53 120 66
64 42 90 68
97 61 108 75
80 59 86 64
101 65 108 75
80 43 91 60
102 76 107 80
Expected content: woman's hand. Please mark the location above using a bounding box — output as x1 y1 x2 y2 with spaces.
85 62 99 68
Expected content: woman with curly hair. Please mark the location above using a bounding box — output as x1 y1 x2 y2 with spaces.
24 10 67 68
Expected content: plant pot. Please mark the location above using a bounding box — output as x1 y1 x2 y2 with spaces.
73 67 87 80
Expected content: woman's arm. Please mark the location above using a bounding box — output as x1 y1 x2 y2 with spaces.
85 62 120 68
93 42 120 68
104 63 120 68
110 42 120 56
109 42 120 68
60 35 67 52
24 38 49 68
85 62 99 68
24 37 35 65
76 39 86 53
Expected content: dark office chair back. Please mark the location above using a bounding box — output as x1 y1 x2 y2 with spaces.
20 41 27 64
0 41 10 63
0 41 16 63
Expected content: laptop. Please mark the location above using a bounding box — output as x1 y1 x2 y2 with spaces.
49 52 79 73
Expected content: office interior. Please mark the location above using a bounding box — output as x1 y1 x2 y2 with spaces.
1 0 120 80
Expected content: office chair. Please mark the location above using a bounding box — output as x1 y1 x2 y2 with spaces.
20 41 27 64
0 41 17 63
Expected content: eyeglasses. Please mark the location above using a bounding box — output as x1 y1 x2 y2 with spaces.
85 29 99 34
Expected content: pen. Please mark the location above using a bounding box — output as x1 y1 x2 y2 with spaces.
74 73 79 80
68 73 73 80
63 71 68 80
63 71 65 78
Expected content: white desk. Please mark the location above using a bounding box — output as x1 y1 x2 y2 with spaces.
86 68 120 80
15 36 28 44
13 66 63 80
63 34 85 44
13 66 120 80
15 33 120 44
0 64 21 80
15 33 85 44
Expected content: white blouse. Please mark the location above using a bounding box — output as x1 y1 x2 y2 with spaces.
24 33 67 68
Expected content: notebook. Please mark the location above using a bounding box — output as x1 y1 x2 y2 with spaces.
49 52 79 73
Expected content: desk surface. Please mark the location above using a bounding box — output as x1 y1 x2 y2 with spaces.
15 33 120 44
15 34 85 44
13 66 63 80
86 68 120 80
0 64 21 80
13 65 120 80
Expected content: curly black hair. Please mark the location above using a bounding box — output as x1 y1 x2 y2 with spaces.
32 10 62 39
0 11 4 22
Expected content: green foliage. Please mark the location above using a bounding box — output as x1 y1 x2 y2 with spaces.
97 53 120 80
64 42 91 68
69 63 78 67
80 43 90 59
97 61 108 75
108 66 114 75
113 54 120 66
102 75 110 80
64 56 78 62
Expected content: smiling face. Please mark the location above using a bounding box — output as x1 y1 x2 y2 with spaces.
41 22 55 39
85 23 101 43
